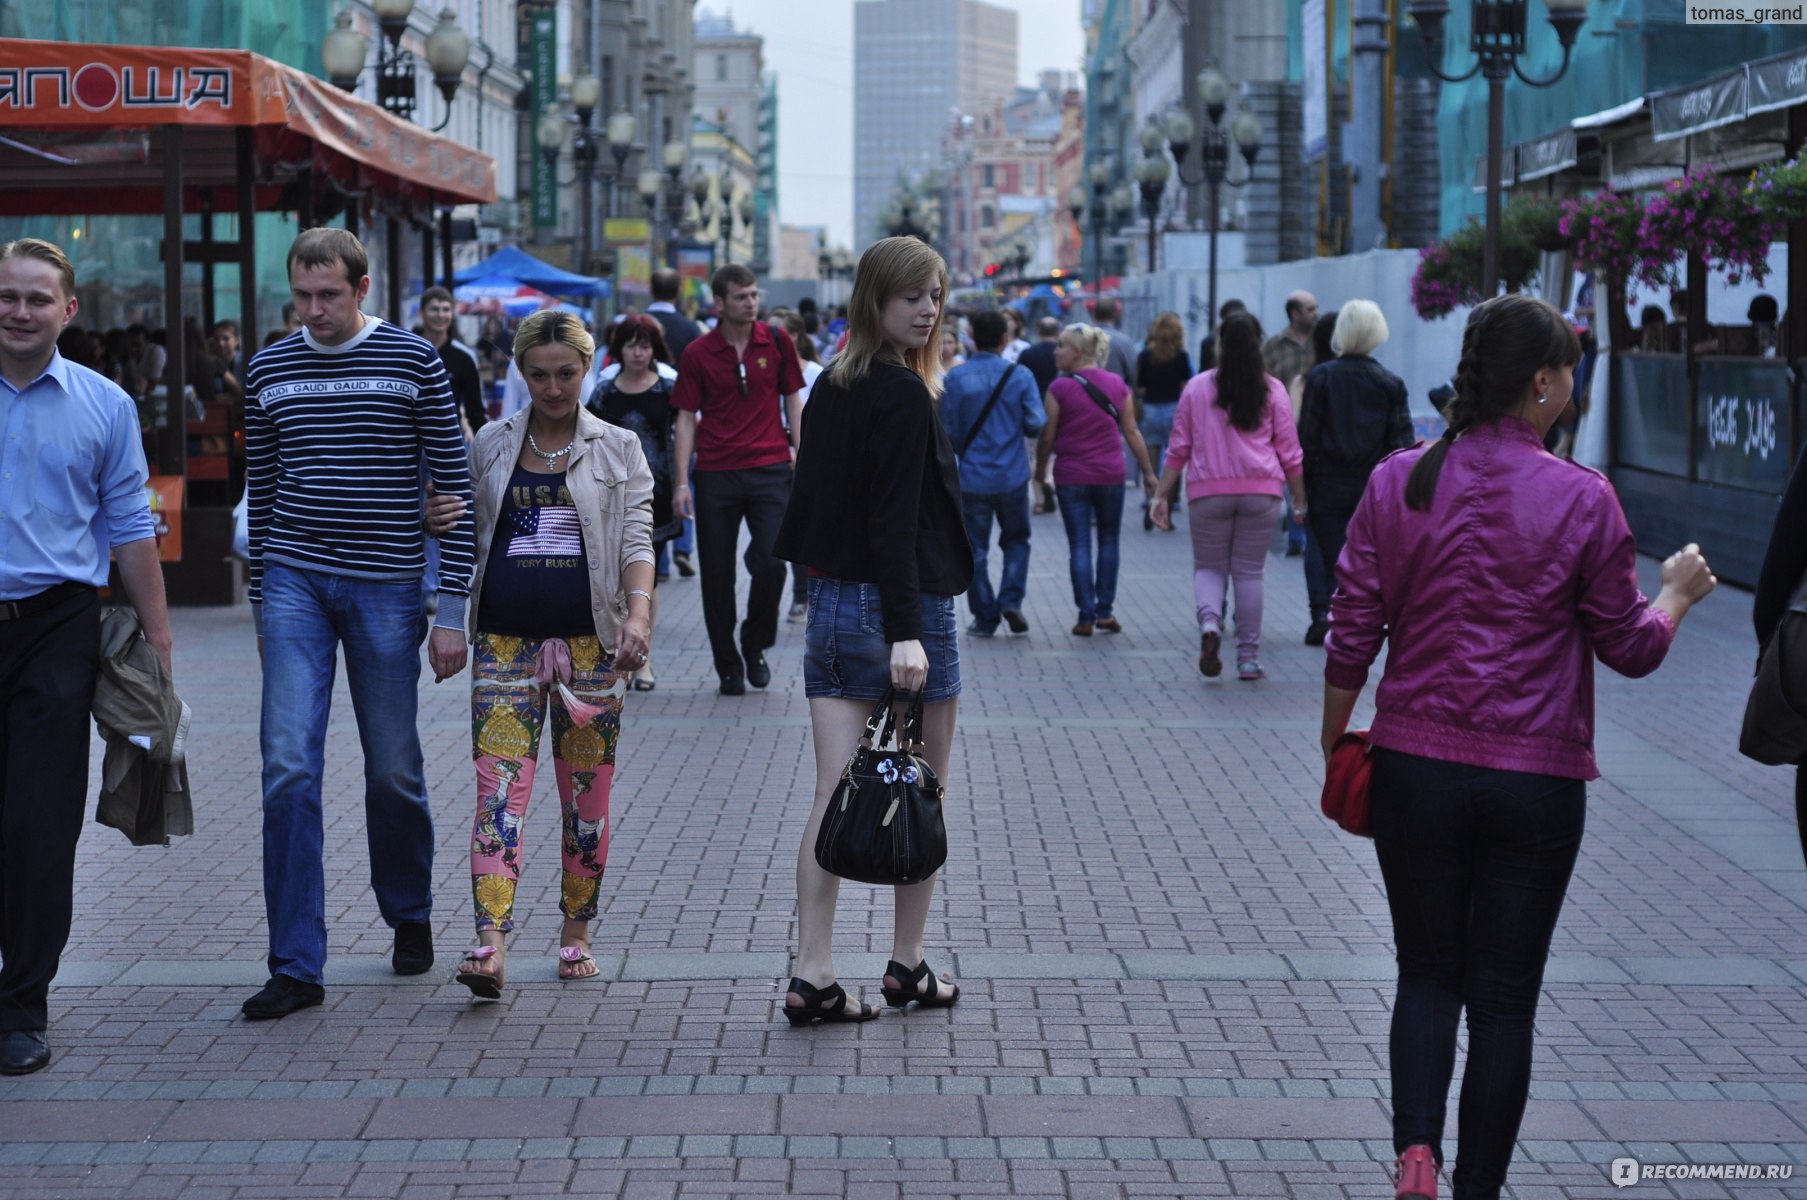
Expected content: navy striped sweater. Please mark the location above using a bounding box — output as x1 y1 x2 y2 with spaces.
244 318 476 631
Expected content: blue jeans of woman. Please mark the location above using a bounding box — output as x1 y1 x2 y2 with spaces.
1055 483 1124 623
1370 747 1586 1200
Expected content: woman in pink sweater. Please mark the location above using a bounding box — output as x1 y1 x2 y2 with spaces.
1151 313 1305 680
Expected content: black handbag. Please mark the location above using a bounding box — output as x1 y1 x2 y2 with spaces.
814 687 948 885
1740 577 1807 765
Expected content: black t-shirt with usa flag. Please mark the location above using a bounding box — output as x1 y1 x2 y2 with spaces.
476 463 593 637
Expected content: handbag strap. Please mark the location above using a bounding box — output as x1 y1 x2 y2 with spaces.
1063 371 1120 422
897 690 927 752
958 364 1019 456
858 685 898 749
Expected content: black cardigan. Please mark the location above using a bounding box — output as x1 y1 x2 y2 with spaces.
1754 445 1807 649
1298 354 1414 482
774 359 972 640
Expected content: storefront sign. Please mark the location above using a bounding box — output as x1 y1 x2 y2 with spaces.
617 244 651 295
1695 359 1795 492
1471 148 1518 193
1651 67 1748 142
530 10 557 228
1301 0 1328 159
1516 128 1577 182
604 217 650 244
1749 49 1807 115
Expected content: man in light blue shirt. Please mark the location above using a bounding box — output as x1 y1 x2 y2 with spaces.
937 309 1046 637
0 238 170 1076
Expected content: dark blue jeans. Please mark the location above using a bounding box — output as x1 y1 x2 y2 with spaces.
1370 747 1586 1200
1055 483 1124 622
962 487 1032 631
260 564 435 986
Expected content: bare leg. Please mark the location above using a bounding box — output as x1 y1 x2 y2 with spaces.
789 696 874 1014
887 698 959 996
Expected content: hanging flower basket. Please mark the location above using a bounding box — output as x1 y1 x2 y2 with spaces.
1505 195 1572 253
1562 188 1657 292
1408 216 1542 322
1640 170 1781 288
1749 158 1807 224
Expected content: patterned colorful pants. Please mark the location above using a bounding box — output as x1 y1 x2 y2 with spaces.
469 632 624 932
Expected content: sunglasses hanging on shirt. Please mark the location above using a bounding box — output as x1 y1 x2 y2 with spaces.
737 362 748 395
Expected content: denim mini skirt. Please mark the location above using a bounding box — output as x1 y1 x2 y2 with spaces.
803 576 962 703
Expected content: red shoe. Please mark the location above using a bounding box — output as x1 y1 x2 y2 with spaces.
1395 1144 1438 1200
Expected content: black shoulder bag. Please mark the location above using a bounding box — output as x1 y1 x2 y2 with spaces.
815 687 948 886
1064 371 1121 421
958 364 1021 456
1740 572 1807 765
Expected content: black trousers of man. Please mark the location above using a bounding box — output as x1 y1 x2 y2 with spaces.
692 463 792 679
0 586 101 1034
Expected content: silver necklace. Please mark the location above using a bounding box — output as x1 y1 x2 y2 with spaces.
526 429 574 464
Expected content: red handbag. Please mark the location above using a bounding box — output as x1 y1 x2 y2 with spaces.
1321 729 1375 837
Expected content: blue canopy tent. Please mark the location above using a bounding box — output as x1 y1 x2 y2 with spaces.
454 245 609 298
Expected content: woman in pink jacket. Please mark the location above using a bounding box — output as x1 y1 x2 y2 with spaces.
1151 313 1305 681
1320 295 1716 1200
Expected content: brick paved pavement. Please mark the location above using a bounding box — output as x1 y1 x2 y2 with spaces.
4 498 1806 1197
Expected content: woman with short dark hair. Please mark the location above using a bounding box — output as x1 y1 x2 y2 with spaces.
1321 293 1716 1199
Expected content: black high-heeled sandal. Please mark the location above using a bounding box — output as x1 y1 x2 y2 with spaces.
782 977 879 1027
881 959 961 1010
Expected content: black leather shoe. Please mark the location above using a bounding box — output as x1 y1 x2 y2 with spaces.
241 975 325 1020
1304 618 1329 647
718 672 746 696
1001 609 1029 634
674 552 696 578
0 1030 49 1075
744 651 771 689
393 921 434 975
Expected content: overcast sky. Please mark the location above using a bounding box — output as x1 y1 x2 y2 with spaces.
700 0 1086 250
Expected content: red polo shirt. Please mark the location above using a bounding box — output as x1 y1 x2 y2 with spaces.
672 321 805 472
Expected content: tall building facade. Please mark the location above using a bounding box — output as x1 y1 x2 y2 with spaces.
853 0 1017 251
941 73 1077 281
692 7 767 268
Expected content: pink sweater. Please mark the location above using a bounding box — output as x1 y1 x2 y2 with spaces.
1165 370 1303 498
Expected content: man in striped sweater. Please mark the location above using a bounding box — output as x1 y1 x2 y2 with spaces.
241 228 476 1020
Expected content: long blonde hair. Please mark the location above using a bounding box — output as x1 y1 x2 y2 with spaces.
825 236 950 398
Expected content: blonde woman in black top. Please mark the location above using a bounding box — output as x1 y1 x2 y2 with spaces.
774 237 973 1026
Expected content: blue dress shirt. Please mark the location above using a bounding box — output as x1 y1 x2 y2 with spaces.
937 351 1046 496
0 350 156 600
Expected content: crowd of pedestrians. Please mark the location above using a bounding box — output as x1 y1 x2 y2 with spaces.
9 224 1802 1200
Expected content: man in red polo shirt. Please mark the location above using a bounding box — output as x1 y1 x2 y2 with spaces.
673 264 806 695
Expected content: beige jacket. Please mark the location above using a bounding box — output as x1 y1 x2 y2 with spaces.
467 406 655 652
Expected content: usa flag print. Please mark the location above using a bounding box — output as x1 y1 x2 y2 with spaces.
507 506 584 557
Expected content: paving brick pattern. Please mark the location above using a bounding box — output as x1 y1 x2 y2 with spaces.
3 499 1805 1196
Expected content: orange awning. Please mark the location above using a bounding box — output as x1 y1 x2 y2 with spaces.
0 38 496 211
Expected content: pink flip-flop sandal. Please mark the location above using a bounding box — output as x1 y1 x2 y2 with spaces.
557 945 599 982
456 945 503 999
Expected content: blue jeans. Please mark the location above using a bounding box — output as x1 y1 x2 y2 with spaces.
962 487 1032 631
259 563 435 985
1055 483 1124 622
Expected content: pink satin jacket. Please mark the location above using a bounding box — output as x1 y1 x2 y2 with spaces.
1325 418 1675 780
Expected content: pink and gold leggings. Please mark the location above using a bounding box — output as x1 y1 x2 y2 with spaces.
469 632 624 932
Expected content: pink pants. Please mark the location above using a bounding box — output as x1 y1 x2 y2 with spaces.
1188 493 1282 658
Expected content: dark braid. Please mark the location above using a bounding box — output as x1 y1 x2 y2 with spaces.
1404 294 1578 511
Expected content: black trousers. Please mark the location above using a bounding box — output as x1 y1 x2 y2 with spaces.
0 587 101 1034
1370 747 1586 1200
692 463 792 676
1305 475 1368 597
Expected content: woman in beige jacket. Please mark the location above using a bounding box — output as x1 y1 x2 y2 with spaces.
432 311 654 999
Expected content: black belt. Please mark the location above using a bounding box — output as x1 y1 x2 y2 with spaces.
0 581 94 622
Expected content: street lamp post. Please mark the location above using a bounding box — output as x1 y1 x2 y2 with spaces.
661 140 688 268
322 1 471 132
568 73 603 276
1084 160 1112 297
1407 0 1589 296
1134 128 1172 276
1163 63 1263 331
637 169 662 271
